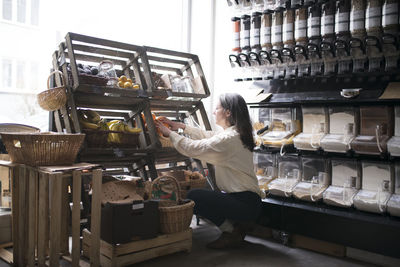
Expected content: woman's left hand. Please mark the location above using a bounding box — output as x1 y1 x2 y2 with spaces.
155 120 172 137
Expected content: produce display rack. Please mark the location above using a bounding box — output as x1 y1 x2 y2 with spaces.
50 36 161 179
49 32 217 188
251 76 400 259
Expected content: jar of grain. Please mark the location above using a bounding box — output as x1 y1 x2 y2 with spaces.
272 11 284 49
382 0 399 35
261 11 273 50
366 0 383 38
251 12 262 52
241 15 251 53
321 0 336 43
283 9 295 48
350 0 366 39
232 17 241 53
308 3 322 44
335 0 351 41
295 7 308 45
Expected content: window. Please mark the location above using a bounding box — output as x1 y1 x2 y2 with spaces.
30 61 38 89
2 0 40 25
30 0 39 25
17 0 26 23
2 59 12 88
16 60 25 89
2 0 12 20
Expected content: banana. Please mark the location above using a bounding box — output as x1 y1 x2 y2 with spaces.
97 119 109 131
79 118 100 130
107 120 120 127
124 124 142 133
86 110 101 123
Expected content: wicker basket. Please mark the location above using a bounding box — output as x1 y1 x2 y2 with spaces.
0 132 85 166
37 70 67 111
151 175 195 234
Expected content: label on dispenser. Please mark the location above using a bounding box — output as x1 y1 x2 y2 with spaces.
383 3 399 26
322 14 334 35
261 26 271 45
308 17 321 37
283 23 294 42
351 10 365 30
335 12 350 33
366 7 382 29
295 20 307 38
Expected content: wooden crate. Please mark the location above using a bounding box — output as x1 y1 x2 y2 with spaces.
82 228 192 267
62 32 149 95
3 162 103 267
138 45 210 100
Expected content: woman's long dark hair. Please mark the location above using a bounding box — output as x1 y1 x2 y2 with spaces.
219 93 255 152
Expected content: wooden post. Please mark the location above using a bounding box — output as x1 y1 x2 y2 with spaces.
90 169 102 267
27 168 37 266
37 172 49 267
60 175 70 255
17 166 27 266
11 166 19 266
49 173 63 266
72 171 82 267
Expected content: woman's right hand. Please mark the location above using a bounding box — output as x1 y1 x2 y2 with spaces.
157 117 185 131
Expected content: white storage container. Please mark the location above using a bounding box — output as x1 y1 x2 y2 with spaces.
253 152 277 192
323 159 360 207
293 106 328 151
387 162 400 217
387 106 400 157
320 107 357 153
353 162 393 214
269 154 301 197
293 156 330 202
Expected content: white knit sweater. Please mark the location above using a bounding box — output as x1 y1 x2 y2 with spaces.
169 125 262 197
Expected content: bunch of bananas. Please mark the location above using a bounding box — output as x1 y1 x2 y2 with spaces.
107 120 142 143
78 109 109 130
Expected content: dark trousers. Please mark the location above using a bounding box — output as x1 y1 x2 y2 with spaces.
187 189 262 227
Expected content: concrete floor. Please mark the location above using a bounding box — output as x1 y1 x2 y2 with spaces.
0 219 390 267
132 219 374 267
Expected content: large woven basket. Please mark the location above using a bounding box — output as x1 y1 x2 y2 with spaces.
151 175 195 234
37 70 67 111
0 132 85 166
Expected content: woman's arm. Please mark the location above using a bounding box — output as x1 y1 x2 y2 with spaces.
169 131 230 165
157 117 216 140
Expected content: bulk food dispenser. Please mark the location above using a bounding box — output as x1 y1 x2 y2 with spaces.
268 154 301 197
293 106 328 151
253 152 278 192
320 106 358 153
351 106 393 155
323 159 360 207
292 156 330 202
353 161 394 214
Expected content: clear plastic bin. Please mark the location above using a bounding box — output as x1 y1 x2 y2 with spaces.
323 159 360 207
351 106 393 155
321 107 357 153
292 156 329 202
353 162 393 213
388 106 400 156
293 107 328 151
259 108 300 148
249 107 271 146
269 155 301 197
253 152 277 192
387 163 400 217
